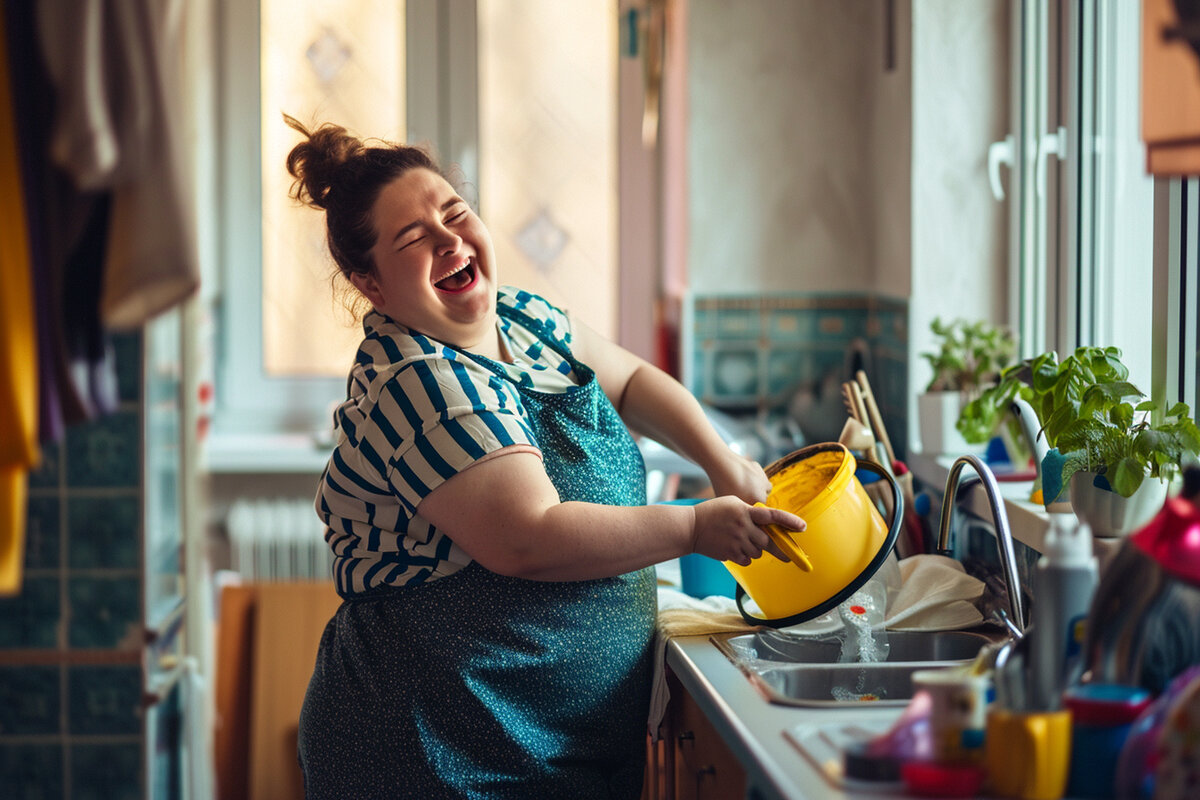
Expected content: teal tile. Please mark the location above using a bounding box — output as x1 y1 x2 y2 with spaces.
0 577 61 649
0 665 60 734
0 743 64 799
28 441 61 489
65 412 141 489
67 497 139 570
67 665 141 736
68 578 139 649
69 742 142 800
766 307 813 341
765 348 809 399
111 332 142 404
25 496 61 569
709 347 760 398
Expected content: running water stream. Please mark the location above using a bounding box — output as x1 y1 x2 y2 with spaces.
830 586 891 701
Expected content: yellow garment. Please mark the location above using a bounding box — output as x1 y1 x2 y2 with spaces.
0 11 40 596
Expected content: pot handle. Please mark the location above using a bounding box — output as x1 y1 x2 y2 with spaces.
753 503 814 571
735 460 903 629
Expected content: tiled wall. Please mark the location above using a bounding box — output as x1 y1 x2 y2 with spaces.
685 292 909 458
0 333 148 799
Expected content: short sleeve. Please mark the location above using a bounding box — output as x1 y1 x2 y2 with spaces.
380 352 540 510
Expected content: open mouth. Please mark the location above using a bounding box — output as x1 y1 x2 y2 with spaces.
433 260 479 294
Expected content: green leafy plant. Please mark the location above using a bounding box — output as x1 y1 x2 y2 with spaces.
957 345 1200 497
921 318 1017 394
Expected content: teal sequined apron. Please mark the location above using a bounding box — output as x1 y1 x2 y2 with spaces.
298 303 657 799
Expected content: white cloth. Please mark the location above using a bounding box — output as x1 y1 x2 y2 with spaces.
648 589 752 740
884 554 985 631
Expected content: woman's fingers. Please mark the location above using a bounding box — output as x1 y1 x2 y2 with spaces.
748 503 805 533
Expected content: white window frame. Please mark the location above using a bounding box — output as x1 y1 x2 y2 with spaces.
209 0 477 463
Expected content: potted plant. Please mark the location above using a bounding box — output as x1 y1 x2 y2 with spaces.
958 345 1200 536
917 317 1017 454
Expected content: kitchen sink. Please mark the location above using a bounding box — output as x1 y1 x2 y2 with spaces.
713 629 997 708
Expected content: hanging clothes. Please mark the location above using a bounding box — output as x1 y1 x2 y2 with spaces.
0 8 40 596
5 0 117 435
36 0 199 330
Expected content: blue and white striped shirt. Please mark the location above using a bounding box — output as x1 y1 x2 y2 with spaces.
315 287 580 597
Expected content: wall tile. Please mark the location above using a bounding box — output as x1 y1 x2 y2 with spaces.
65 412 141 489
68 578 140 650
0 577 61 649
111 333 143 405
68 497 139 570
70 742 143 800
0 665 61 735
28 441 62 490
25 496 62 570
0 743 64 798
67 665 142 736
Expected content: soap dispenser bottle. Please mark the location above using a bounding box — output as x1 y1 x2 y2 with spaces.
1029 513 1099 710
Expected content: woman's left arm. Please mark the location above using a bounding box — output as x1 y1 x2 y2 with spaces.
570 314 772 503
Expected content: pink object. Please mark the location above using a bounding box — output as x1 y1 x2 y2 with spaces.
1130 497 1200 586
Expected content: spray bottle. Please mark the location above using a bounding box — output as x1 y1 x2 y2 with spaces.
1029 513 1099 710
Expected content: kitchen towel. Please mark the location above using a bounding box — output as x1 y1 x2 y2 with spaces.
884 554 985 631
648 588 755 740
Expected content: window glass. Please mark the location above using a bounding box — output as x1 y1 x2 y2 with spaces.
261 0 407 377
476 0 617 336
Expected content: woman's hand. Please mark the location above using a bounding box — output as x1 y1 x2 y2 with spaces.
691 497 805 566
705 450 774 505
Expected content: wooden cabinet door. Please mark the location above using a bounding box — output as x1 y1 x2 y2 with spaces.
667 673 747 800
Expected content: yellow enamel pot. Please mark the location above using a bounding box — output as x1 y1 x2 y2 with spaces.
725 442 902 627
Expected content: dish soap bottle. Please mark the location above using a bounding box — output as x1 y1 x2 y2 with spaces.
1030 513 1099 710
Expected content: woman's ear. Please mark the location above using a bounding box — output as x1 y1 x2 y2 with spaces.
349 271 383 308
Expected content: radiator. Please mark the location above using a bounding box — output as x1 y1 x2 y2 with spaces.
226 498 334 581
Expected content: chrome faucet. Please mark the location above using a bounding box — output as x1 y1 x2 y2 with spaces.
937 454 1026 633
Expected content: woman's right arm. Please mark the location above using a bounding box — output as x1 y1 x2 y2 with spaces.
416 448 801 582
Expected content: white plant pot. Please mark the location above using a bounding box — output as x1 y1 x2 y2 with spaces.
917 391 983 456
1069 471 1169 538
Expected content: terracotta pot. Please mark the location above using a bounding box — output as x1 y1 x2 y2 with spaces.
1069 471 1169 538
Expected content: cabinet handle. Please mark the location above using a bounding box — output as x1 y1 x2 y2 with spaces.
696 765 716 782
677 730 694 743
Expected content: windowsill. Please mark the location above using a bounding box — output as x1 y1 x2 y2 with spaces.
202 430 331 474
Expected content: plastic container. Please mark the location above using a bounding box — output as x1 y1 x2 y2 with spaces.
1028 513 1098 710
1063 683 1152 799
678 553 737 599
725 443 902 627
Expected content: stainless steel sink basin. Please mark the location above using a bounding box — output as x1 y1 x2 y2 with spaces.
713 629 997 708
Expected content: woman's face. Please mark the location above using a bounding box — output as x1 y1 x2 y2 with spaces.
354 168 497 350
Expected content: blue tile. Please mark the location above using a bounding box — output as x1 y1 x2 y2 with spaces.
25 495 61 569
0 577 61 649
28 441 62 489
0 743 64 798
709 346 760 399
67 497 139 570
67 665 142 736
65 412 141 489
68 578 140 650
111 332 143 405
69 742 142 800
766 307 814 341
0 665 61 735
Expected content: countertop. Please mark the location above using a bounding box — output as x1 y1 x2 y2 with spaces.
666 634 906 800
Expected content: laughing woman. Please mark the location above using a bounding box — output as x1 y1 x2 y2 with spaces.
288 116 803 799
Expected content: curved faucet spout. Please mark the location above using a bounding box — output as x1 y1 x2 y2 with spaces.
937 454 1026 633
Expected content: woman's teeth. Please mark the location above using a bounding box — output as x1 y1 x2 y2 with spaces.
434 261 477 292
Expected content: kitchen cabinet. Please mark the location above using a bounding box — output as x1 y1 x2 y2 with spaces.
644 671 747 800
